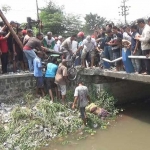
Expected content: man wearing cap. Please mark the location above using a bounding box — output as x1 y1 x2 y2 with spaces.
135 18 150 75
23 32 43 72
76 35 97 68
43 32 55 49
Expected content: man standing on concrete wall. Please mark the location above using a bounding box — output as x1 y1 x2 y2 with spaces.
136 18 150 75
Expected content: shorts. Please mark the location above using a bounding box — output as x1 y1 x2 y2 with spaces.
80 107 86 119
112 49 121 66
36 77 44 88
81 50 95 60
57 84 66 95
46 77 56 90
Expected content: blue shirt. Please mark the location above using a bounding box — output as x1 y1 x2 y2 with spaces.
45 63 58 78
33 57 43 77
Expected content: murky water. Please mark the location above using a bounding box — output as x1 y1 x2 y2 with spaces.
43 100 150 150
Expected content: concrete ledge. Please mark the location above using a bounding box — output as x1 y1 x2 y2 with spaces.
0 73 34 79
78 68 150 84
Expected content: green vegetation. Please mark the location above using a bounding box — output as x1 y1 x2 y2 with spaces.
0 88 118 150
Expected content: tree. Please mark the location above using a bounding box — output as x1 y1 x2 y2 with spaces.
83 13 110 35
1 5 11 14
62 14 83 37
40 0 83 36
40 1 65 35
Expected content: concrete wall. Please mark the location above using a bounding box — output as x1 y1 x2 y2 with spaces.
1 73 150 104
0 74 35 103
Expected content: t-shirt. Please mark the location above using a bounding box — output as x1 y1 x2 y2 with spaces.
23 37 42 50
72 41 78 53
45 63 58 78
111 33 123 51
0 36 8 53
81 38 96 52
55 64 68 85
60 37 72 52
43 36 55 49
33 57 43 77
74 85 89 108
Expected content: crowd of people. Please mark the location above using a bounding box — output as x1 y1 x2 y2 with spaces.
1 17 150 125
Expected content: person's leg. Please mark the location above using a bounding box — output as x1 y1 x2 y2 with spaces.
80 107 87 126
135 50 141 73
49 89 54 101
60 85 66 104
23 50 36 72
90 51 95 68
131 52 136 72
142 50 150 74
1 53 5 73
2 53 8 73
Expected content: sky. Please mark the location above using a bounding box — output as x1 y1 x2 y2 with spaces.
0 0 150 24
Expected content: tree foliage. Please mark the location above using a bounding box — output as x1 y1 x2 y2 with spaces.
83 13 110 35
1 5 11 14
40 0 82 36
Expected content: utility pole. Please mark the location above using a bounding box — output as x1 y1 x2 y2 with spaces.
118 0 130 24
36 0 39 20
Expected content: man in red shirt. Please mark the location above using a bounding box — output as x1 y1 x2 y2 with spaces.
0 31 10 74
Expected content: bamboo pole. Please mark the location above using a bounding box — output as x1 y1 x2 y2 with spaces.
0 9 23 49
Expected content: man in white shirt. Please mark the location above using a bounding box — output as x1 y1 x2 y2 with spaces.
76 35 97 68
60 34 77 60
136 18 150 75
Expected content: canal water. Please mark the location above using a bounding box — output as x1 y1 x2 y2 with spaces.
43 99 150 150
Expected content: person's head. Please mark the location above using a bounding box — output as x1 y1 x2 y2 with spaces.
106 24 112 30
36 51 44 58
106 29 112 37
131 24 138 32
55 37 58 41
123 25 130 33
77 80 84 86
22 30 27 36
27 29 33 37
137 18 145 29
71 34 77 41
58 35 63 41
77 32 85 40
112 26 118 34
61 59 67 66
36 32 43 40
47 32 52 39
86 35 91 43
17 28 23 37
148 17 150 26
0 31 5 37
10 21 20 28
51 57 57 64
